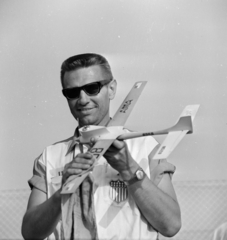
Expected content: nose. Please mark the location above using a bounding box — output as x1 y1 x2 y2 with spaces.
77 89 89 105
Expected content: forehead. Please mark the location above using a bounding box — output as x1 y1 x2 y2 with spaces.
63 65 109 88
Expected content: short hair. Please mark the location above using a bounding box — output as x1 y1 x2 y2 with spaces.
60 53 113 87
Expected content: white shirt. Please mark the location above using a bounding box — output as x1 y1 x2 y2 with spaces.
29 130 159 240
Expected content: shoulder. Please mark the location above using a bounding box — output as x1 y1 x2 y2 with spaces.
37 136 73 165
44 136 73 153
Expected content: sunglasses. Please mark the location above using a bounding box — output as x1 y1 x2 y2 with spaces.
62 79 112 100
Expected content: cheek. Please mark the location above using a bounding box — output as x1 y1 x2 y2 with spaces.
67 100 76 112
100 100 109 114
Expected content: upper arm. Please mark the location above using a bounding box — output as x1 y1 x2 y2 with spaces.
27 152 48 210
27 188 47 210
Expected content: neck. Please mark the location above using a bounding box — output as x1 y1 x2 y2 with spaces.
98 116 112 127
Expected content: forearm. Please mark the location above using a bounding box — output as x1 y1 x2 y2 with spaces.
22 189 62 240
128 175 181 237
105 139 181 236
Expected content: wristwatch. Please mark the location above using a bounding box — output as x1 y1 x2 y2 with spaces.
124 168 146 186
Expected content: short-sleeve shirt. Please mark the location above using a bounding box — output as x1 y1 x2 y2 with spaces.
28 130 160 240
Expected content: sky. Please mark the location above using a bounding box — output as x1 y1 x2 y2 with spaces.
0 0 227 190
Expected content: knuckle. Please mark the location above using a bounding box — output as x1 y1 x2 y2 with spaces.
86 152 93 158
65 162 70 169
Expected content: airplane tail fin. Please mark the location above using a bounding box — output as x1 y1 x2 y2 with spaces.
153 104 200 159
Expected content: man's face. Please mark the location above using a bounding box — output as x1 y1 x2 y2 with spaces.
63 65 116 127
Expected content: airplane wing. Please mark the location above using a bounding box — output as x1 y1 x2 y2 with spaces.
61 138 116 194
61 80 148 194
152 105 200 160
107 81 147 127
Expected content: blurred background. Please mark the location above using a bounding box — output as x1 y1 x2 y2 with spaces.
0 0 226 239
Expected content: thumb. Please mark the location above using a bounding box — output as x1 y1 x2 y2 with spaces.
112 139 125 150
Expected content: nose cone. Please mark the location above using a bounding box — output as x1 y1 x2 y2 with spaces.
79 125 110 143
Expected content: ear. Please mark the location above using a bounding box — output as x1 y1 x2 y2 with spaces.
108 79 117 100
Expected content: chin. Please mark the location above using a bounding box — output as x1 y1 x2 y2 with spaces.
79 118 96 127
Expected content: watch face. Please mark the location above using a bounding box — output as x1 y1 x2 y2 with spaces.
136 170 144 180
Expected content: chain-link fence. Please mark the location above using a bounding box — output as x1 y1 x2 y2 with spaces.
160 180 227 240
1 180 227 239
0 189 30 240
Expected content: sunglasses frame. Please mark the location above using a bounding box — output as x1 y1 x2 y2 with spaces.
62 79 113 100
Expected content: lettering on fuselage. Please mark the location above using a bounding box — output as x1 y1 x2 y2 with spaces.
120 100 133 113
143 132 154 136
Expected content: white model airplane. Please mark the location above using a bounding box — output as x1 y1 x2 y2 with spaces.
61 81 199 194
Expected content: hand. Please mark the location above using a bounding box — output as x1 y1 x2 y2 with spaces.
90 137 129 171
104 139 139 180
62 152 95 185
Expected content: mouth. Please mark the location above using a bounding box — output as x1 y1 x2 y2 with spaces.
78 108 94 114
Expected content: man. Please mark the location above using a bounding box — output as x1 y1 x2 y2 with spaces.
22 53 181 240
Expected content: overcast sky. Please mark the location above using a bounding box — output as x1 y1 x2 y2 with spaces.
0 0 227 190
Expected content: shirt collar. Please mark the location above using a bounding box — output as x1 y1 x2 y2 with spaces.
65 128 80 156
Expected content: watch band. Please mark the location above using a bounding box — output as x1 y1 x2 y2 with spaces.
124 168 146 186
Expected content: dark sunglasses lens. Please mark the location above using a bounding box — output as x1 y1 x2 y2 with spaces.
84 83 100 95
64 88 80 99
63 82 103 99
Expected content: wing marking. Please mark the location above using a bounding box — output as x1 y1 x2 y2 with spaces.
108 81 147 127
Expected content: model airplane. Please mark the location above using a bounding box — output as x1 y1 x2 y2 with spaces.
61 81 199 194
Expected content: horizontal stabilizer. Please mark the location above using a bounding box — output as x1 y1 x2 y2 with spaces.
153 104 200 160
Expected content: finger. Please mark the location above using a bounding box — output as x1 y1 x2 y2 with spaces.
70 162 94 169
72 157 95 166
63 162 92 182
158 162 176 174
66 168 83 175
75 152 93 160
62 168 83 184
90 136 99 146
111 139 125 150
